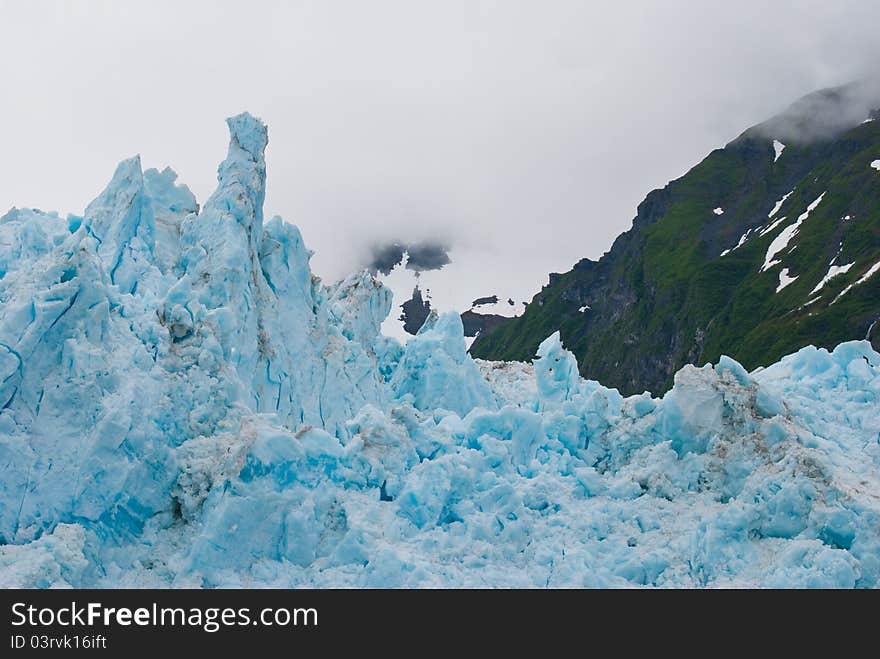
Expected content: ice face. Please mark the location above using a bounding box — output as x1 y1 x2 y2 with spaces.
391 312 495 416
1 114 879 588
534 331 582 408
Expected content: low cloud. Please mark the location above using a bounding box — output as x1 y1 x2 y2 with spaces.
368 241 452 275
750 76 880 144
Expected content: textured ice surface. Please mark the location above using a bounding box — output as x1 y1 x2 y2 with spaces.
2 115 879 588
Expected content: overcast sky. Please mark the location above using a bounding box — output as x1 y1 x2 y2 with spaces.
2 1 879 310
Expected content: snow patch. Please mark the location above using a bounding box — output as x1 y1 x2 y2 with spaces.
759 216 788 237
832 260 880 304
720 228 756 256
828 242 843 266
761 221 800 271
776 268 798 293
713 207 724 215
810 262 855 295
768 189 795 220
773 140 786 162
760 193 825 272
470 297 525 318
858 260 880 284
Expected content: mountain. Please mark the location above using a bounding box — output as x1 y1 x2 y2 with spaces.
470 81 880 395
461 295 525 344
394 287 521 343
2 113 880 589
400 285 432 334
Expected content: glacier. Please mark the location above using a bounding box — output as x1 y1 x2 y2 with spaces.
1 113 879 588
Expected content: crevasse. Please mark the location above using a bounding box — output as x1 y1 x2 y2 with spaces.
1 114 878 588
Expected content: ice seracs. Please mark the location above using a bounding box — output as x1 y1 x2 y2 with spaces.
1 115 879 589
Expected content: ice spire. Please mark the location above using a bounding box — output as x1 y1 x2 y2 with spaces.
162 112 271 367
204 112 268 239
83 155 154 292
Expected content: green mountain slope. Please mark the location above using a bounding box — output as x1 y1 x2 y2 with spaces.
470 82 880 395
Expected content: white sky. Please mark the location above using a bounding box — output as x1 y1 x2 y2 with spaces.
2 0 879 311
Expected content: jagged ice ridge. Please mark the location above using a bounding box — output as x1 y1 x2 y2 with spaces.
1 114 879 588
